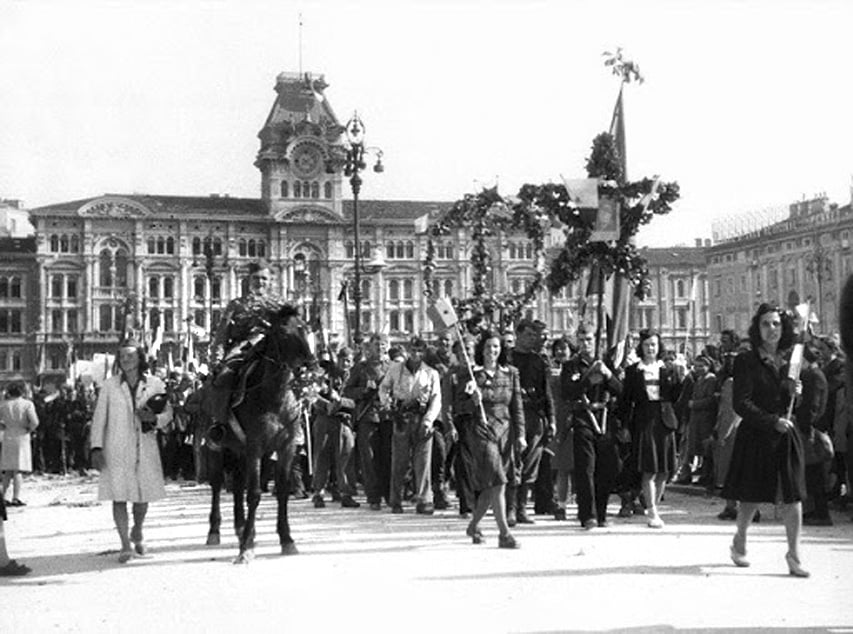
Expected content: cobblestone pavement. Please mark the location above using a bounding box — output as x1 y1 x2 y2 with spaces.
2 474 853 633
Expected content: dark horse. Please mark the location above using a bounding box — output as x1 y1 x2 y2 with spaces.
199 304 314 564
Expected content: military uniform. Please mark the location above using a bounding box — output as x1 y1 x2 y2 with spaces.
561 352 622 527
508 350 556 524
208 290 284 426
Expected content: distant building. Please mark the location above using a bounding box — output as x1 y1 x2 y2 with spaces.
0 199 35 238
0 235 38 386
706 194 853 338
632 245 710 355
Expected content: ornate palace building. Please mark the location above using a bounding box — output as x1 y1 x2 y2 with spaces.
20 70 717 384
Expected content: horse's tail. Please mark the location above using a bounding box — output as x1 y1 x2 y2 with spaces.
840 273 853 396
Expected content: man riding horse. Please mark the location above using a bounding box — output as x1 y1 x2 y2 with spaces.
208 259 287 438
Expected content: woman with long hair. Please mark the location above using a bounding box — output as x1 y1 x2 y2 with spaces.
453 331 526 548
617 329 683 528
722 303 808 577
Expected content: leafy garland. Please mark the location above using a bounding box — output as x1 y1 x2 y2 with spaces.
526 132 680 300
423 186 547 330
422 132 680 330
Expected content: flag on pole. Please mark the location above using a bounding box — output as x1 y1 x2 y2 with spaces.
149 322 163 360
414 213 430 234
607 273 631 368
426 297 459 332
609 84 627 183
167 348 175 373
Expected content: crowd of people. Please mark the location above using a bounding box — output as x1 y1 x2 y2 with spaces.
1 260 851 575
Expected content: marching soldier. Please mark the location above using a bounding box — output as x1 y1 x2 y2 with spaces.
561 323 623 529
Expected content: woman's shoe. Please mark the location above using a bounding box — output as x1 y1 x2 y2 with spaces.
0 560 31 576
646 513 664 529
466 523 484 544
130 527 148 556
10 499 25 507
498 533 519 549
117 549 133 564
785 552 810 578
730 541 750 567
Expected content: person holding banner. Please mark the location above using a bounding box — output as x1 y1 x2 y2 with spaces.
453 331 525 548
722 304 809 577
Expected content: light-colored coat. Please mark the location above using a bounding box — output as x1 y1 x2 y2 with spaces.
0 397 40 472
90 374 172 502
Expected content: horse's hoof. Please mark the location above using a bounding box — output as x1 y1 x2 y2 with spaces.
233 550 254 565
206 533 220 546
281 542 298 556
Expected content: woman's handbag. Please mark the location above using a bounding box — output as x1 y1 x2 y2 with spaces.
660 401 679 431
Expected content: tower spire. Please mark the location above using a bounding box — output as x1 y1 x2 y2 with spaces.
298 12 303 77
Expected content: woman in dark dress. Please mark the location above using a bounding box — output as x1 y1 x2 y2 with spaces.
617 330 683 528
453 332 526 549
722 304 808 576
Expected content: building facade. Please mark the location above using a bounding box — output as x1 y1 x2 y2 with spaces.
705 194 853 338
20 70 716 383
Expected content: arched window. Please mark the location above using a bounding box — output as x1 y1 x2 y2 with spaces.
362 241 371 258
525 243 533 259
403 279 414 300
257 240 266 257
99 250 112 286
203 236 213 256
192 237 201 256
405 242 414 259
248 239 256 257
157 237 165 254
324 182 332 199
10 351 20 371
361 279 371 300
294 181 302 198
0 278 7 298
163 309 174 332
389 279 399 301
194 276 205 300
238 238 247 257
114 250 128 287
404 310 414 333
50 235 59 252
163 277 174 299
444 280 453 297
386 241 394 259
389 310 400 332
60 235 69 253
148 276 159 299
280 180 289 198
445 243 454 260
303 181 310 198
10 277 21 299
51 274 63 298
345 241 354 259
147 238 156 254
213 238 223 256
311 182 320 199
676 279 685 298
396 241 404 259
70 234 80 253
66 276 77 298
67 309 78 333
212 277 222 300
166 237 175 254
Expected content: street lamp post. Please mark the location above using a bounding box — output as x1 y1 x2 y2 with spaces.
343 112 383 347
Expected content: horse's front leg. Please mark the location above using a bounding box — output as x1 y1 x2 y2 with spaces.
232 458 246 540
234 452 261 565
206 449 223 546
276 440 297 555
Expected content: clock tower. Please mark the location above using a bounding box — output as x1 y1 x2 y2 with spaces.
255 72 347 221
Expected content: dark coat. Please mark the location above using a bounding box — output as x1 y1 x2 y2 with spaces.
617 361 681 474
722 347 805 503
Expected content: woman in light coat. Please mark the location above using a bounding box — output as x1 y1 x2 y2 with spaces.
90 339 172 563
0 383 40 506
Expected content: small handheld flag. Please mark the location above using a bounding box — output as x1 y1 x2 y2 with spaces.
426 297 459 331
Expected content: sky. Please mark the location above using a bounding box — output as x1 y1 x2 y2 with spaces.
1 0 851 247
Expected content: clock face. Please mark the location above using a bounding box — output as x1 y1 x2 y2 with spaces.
292 143 322 179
